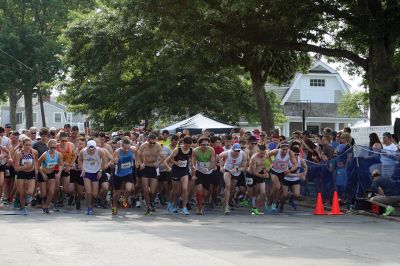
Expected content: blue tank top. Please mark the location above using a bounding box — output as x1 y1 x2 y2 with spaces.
42 152 59 169
115 149 134 176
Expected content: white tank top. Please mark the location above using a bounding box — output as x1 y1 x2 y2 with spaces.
82 148 101 173
284 157 302 182
224 150 243 176
271 149 290 173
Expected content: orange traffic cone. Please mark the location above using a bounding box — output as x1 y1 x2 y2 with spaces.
328 191 343 215
313 192 325 215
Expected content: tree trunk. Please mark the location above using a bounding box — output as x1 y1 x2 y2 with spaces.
23 89 34 129
367 44 396 126
249 68 274 132
8 88 18 130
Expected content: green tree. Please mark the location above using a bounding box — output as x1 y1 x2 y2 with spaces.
338 92 369 118
60 6 262 130
0 0 95 128
131 0 311 132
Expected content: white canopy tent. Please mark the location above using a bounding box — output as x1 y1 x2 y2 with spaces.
161 114 237 134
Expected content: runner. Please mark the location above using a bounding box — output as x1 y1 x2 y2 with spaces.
209 136 224 208
244 136 259 209
55 132 76 207
13 137 39 214
70 136 86 210
137 134 162 215
111 137 138 215
281 146 307 211
0 136 10 205
78 139 106 215
164 136 194 215
158 139 172 209
96 136 114 208
69 126 80 146
222 135 233 151
267 141 298 213
247 145 269 215
192 137 216 215
33 128 50 206
3 131 19 205
219 143 248 214
37 139 64 214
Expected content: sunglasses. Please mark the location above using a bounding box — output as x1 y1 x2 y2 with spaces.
149 142 156 145
49 147 57 150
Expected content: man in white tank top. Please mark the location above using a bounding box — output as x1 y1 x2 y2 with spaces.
219 143 248 214
78 140 106 215
267 141 297 213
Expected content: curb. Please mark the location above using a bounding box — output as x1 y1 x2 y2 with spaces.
297 202 400 222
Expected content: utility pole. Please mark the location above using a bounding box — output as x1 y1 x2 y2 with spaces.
35 64 46 127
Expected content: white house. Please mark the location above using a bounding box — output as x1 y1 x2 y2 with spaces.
1 96 86 131
267 60 360 136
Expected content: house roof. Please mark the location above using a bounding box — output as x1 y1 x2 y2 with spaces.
265 60 351 105
33 100 66 111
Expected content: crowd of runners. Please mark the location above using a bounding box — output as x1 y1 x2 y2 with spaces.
0 123 375 216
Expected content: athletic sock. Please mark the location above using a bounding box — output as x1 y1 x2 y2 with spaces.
196 191 203 209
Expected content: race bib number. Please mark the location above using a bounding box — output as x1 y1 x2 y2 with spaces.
245 177 253 186
274 161 288 171
121 162 131 169
156 168 160 176
178 160 188 167
47 162 57 168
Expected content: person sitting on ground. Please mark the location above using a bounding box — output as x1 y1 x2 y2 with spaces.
369 170 400 216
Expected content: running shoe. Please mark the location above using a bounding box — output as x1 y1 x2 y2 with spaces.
86 207 93 215
43 208 50 214
167 202 172 213
241 199 250 208
122 197 129 208
144 208 152 215
68 196 74 206
186 203 192 211
171 207 178 214
289 198 298 210
20 207 28 215
13 197 21 209
270 203 278 213
112 207 118 215
251 208 263 215
196 207 203 215
182 207 190 215
75 200 81 210
3 198 10 205
58 199 64 208
383 206 395 216
150 202 156 212
135 200 141 208
224 206 230 215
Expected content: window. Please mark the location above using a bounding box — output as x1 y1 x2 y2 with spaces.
310 79 325 87
16 112 23 124
65 112 72 123
33 112 38 123
54 112 62 123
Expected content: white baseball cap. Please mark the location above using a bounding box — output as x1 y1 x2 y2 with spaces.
87 140 97 148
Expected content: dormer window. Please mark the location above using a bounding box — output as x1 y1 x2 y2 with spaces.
310 79 325 87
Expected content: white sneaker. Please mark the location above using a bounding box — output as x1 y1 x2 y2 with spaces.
135 200 141 208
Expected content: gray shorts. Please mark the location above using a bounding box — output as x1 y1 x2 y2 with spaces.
371 195 400 206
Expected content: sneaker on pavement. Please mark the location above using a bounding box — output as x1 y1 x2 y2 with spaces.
75 200 81 210
112 207 118 215
383 206 395 216
182 207 190 215
135 200 141 208
224 206 230 215
43 208 50 214
144 208 152 215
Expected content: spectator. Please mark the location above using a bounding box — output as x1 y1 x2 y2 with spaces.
370 170 400 216
64 123 71 134
322 135 335 159
301 130 316 161
380 132 398 178
330 131 339 150
343 127 355 146
4 123 12 136
367 132 383 174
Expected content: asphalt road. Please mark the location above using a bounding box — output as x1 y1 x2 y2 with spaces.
0 206 399 266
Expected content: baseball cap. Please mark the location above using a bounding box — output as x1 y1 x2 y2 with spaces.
232 143 241 151
87 140 97 148
330 131 338 136
111 132 118 137
280 141 289 147
5 124 11 128
302 130 310 136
